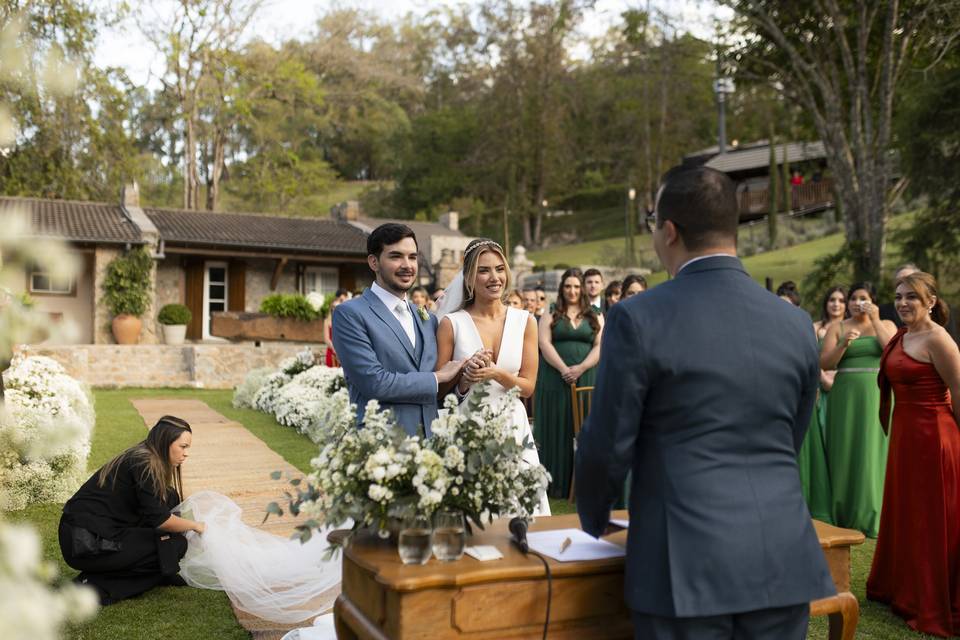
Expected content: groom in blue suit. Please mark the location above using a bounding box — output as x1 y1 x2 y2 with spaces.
576 166 835 639
332 223 464 436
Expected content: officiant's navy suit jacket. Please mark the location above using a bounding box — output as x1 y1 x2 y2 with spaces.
332 288 439 436
576 255 835 617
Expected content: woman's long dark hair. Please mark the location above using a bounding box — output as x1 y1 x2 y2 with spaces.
551 268 601 334
819 286 848 325
98 416 192 500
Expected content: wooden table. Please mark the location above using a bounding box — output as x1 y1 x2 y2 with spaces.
333 512 864 640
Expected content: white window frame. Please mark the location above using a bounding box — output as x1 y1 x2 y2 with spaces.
29 270 74 295
302 266 339 297
202 261 229 341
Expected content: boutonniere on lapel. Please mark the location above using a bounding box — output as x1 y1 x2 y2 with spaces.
417 306 429 321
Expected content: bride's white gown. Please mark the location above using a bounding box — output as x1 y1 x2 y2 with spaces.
447 306 551 516
176 491 341 625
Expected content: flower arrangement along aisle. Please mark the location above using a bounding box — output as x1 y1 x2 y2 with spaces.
0 355 95 511
269 385 550 546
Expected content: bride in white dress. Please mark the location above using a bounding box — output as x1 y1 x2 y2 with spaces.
435 238 551 516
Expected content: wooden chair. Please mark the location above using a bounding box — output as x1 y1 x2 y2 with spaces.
568 383 594 503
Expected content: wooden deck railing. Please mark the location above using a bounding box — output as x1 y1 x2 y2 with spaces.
739 179 834 216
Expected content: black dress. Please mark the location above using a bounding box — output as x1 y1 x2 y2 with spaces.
59 457 188 603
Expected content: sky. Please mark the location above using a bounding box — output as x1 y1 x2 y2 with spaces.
93 0 734 88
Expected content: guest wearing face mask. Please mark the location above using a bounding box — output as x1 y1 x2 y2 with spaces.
820 282 897 536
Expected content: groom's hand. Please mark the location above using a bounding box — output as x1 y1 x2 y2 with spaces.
436 358 467 384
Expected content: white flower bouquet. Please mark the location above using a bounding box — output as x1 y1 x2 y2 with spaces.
268 383 549 546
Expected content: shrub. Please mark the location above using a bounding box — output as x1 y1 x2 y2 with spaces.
232 367 275 409
0 355 94 511
259 294 320 322
102 248 153 317
157 303 192 326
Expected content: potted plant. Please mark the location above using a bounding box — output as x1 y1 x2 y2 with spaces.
102 248 152 345
158 303 192 345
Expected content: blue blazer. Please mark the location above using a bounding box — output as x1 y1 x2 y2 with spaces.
331 288 439 436
576 256 835 617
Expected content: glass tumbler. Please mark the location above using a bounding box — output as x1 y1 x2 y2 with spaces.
397 514 433 565
431 510 466 561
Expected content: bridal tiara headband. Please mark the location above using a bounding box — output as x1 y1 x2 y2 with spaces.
465 240 503 259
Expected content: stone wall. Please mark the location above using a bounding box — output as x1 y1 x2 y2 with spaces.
246 259 299 312
22 342 321 389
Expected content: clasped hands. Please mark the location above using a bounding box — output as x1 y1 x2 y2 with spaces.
458 348 498 393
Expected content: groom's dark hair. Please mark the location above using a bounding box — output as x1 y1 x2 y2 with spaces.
657 165 738 251
367 223 418 258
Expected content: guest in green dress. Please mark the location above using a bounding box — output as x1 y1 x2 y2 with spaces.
534 268 603 499
797 286 846 521
820 282 898 537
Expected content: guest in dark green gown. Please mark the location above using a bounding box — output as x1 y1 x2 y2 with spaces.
534 268 603 499
797 286 847 521
820 282 897 537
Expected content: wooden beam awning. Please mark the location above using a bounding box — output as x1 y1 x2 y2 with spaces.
162 245 367 264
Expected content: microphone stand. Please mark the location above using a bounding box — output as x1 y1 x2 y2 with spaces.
509 517 552 640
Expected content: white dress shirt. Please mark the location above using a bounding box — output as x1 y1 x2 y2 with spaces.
676 252 737 275
371 282 417 348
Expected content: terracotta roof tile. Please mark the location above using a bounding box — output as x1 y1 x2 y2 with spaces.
0 196 142 244
144 207 367 255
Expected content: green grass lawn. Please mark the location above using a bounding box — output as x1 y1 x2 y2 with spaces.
532 212 917 294
6 388 926 639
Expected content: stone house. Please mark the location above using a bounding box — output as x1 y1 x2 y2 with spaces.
331 201 473 290
2 185 370 345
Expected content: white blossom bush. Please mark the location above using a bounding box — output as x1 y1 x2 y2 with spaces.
0 521 99 640
0 356 95 511
271 366 346 440
232 366 274 409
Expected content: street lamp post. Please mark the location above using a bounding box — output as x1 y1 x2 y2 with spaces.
625 187 637 265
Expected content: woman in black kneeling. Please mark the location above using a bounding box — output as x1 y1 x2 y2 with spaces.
59 415 206 604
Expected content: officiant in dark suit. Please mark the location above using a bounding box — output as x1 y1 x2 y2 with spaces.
575 166 835 639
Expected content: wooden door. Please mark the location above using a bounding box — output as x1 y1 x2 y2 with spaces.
228 260 246 311
184 259 204 340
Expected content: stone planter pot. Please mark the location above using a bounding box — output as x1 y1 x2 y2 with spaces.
161 324 187 345
111 314 142 345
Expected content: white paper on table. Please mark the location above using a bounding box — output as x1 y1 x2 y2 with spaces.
527 529 626 562
610 518 629 529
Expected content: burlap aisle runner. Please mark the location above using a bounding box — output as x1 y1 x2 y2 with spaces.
131 398 338 640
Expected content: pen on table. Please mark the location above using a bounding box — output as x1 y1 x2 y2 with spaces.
558 536 572 554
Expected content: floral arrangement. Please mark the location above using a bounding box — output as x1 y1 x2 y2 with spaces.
273 385 549 544
0 355 95 511
237 349 350 442
232 366 275 409
0 521 99 639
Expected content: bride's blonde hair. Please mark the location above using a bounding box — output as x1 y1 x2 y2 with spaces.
461 238 512 308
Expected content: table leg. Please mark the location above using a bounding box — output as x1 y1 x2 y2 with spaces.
334 594 389 640
810 592 859 640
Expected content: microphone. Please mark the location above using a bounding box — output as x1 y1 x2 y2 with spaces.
509 517 529 554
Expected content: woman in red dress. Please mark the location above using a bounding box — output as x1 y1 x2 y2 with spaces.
868 271 960 637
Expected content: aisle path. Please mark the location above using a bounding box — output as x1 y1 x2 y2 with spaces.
131 398 338 639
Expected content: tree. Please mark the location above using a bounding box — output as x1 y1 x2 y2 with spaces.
727 0 959 282
140 0 262 210
894 52 960 293
0 1 142 201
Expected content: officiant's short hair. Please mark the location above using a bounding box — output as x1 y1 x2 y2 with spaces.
367 223 418 258
657 166 738 251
